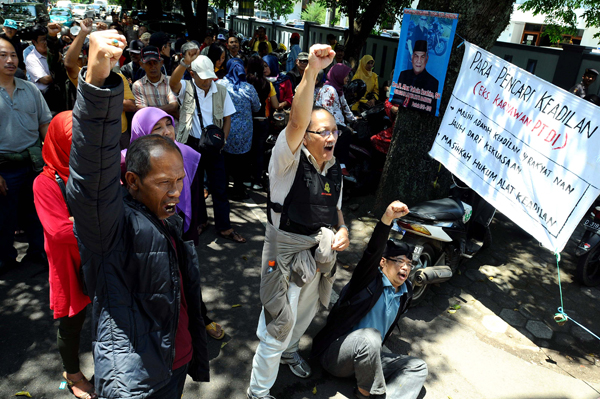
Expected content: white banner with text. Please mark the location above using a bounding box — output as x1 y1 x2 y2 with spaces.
430 43 600 252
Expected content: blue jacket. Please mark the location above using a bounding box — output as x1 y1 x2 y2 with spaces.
67 69 209 399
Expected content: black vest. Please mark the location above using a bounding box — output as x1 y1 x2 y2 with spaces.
269 152 342 235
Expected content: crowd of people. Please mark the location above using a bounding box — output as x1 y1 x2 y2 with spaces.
0 12 426 399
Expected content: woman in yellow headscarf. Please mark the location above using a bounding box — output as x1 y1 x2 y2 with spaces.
351 55 379 111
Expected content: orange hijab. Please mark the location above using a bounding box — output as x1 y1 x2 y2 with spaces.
41 111 73 183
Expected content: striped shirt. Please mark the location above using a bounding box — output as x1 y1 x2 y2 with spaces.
132 73 177 109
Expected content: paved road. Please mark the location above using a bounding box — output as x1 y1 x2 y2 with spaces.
1 192 599 399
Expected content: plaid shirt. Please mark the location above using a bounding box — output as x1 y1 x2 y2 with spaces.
132 74 177 108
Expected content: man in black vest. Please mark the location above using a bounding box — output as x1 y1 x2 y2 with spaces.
312 201 428 399
392 40 439 115
247 44 350 399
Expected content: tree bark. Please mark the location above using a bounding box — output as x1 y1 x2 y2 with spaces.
180 0 198 41
344 0 387 66
195 0 208 41
375 0 516 213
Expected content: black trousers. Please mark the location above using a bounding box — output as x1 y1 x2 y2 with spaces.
57 308 87 374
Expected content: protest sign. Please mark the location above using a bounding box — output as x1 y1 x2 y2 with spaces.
429 43 600 252
389 9 458 116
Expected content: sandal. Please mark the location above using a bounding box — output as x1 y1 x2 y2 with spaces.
63 372 97 399
197 222 209 236
218 229 246 243
205 321 225 340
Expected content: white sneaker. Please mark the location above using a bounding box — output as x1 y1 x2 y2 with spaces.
243 182 252 188
280 351 312 378
252 184 263 190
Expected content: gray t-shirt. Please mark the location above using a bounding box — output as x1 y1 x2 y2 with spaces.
0 78 52 154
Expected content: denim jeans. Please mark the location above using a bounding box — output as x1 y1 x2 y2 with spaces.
147 364 188 399
320 328 427 399
0 166 45 262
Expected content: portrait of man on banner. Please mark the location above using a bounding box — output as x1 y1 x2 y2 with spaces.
390 9 459 117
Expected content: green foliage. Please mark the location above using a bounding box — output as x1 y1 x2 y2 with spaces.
210 0 293 19
321 0 410 28
542 22 577 44
520 0 600 39
302 2 327 25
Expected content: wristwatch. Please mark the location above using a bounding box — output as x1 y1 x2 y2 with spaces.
338 224 349 233
180 59 191 69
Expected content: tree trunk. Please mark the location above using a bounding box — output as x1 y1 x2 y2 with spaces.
180 0 198 41
195 0 208 41
344 0 387 66
374 0 516 213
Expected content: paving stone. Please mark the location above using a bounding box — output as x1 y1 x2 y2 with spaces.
468 281 493 298
500 308 527 327
465 268 487 282
572 324 596 343
555 332 577 347
479 265 498 277
518 303 542 321
509 288 535 305
429 282 460 297
526 320 553 339
515 326 536 343
581 287 600 301
448 273 472 288
431 295 450 311
492 294 518 310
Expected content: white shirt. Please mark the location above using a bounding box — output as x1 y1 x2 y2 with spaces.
25 48 51 91
268 129 343 228
178 80 235 139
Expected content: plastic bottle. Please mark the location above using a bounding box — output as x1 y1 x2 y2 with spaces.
267 260 276 274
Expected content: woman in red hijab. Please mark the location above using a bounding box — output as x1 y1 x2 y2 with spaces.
32 111 97 399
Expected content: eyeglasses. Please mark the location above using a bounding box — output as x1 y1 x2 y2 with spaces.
298 59 308 64
386 257 413 269
306 130 339 137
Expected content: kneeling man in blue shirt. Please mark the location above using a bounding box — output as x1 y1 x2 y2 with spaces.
312 201 428 399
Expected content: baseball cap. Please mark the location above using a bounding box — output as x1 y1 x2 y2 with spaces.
140 32 151 42
149 31 169 48
127 40 144 54
191 55 217 80
3 19 18 30
297 52 309 61
585 68 599 76
291 32 300 40
217 33 226 41
140 45 161 63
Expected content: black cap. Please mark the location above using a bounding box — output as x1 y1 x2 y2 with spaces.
141 45 161 63
127 39 144 54
149 31 169 48
382 238 415 259
414 40 428 53
585 68 599 76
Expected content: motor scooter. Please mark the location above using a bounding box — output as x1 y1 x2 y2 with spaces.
574 203 600 286
393 179 495 305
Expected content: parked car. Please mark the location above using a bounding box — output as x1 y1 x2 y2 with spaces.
50 7 75 27
286 19 308 28
1 2 49 38
56 1 73 10
72 4 95 19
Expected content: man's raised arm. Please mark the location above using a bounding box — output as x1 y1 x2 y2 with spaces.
285 44 334 154
67 30 127 255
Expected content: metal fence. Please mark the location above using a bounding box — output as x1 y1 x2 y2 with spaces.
229 16 399 83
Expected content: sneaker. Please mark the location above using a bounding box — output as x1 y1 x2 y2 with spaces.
252 183 263 191
280 351 312 378
247 388 276 399
243 182 252 188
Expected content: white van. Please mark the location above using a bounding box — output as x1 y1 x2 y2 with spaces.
93 0 108 8
56 1 72 9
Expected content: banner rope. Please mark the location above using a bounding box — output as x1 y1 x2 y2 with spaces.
553 252 600 341
455 33 466 48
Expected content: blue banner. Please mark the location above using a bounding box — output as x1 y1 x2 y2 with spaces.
389 9 459 117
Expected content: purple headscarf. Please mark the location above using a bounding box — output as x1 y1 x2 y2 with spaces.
121 107 201 232
325 63 352 97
